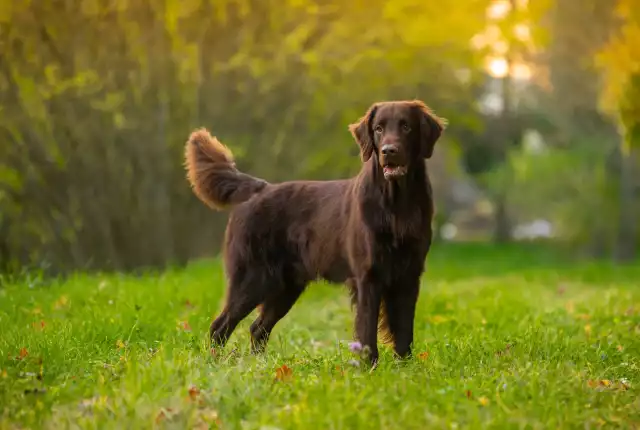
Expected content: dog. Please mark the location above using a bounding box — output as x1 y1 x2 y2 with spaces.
184 100 446 364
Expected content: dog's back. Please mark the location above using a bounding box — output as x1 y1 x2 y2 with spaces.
224 178 355 286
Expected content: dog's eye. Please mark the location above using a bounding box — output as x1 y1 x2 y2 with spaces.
374 125 384 134
402 124 411 133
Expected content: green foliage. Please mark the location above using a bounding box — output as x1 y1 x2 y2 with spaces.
494 144 620 255
1 244 639 428
0 0 488 273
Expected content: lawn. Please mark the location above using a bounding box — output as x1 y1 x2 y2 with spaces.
1 243 639 429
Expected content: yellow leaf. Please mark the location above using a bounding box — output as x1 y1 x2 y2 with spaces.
478 396 490 406
54 296 69 310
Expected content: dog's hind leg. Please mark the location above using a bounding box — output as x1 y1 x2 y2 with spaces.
209 270 268 348
249 281 306 354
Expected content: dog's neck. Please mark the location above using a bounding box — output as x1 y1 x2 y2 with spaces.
361 156 430 211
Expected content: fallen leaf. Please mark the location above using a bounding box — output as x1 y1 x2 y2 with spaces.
210 347 217 358
155 408 175 424
617 345 624 352
586 379 630 392
417 351 429 361
18 348 28 360
478 396 490 406
54 296 69 310
188 385 201 401
465 390 472 399
275 364 293 381
32 320 46 330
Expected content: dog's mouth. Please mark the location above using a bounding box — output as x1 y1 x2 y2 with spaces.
382 163 408 179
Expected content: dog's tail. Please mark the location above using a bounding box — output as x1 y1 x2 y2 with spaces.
184 128 269 210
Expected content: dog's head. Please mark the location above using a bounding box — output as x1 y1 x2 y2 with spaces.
349 100 447 180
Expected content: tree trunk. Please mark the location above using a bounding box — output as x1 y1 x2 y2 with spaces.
614 144 637 262
493 193 512 243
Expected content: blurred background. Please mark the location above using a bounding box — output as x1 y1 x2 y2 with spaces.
0 0 638 275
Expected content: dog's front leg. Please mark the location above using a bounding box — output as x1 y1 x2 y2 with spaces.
383 278 420 359
355 277 382 365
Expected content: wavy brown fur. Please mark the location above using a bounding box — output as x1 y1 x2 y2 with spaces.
184 128 267 210
188 100 446 365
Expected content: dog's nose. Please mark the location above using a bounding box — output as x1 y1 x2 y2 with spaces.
381 145 398 156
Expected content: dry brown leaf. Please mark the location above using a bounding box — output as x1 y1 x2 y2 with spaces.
188 385 201 401
18 348 28 360
465 390 472 399
417 351 429 361
275 364 293 381
587 379 631 391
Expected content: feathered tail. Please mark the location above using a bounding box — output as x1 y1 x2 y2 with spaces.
184 128 268 210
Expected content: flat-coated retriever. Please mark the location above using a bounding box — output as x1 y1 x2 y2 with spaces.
185 100 446 364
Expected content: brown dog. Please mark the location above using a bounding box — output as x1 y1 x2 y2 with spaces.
185 100 446 364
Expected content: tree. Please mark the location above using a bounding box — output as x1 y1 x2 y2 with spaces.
596 0 640 261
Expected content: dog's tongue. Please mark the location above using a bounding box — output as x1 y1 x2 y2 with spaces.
383 166 394 175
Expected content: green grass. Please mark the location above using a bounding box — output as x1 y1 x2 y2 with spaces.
1 243 639 429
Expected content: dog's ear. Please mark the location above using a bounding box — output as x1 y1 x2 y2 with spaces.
348 104 378 162
413 101 447 159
